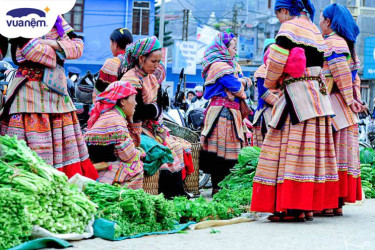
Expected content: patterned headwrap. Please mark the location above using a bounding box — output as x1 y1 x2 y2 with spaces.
323 3 359 43
274 0 315 21
88 81 137 129
54 15 65 38
202 31 236 80
123 36 162 71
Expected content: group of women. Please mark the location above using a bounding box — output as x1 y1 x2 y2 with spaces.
198 0 364 222
0 16 192 198
249 0 363 222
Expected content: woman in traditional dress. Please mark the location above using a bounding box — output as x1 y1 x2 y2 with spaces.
85 81 144 189
252 39 279 148
200 31 251 195
93 28 133 99
0 16 98 180
319 3 364 215
250 0 339 222
120 36 190 198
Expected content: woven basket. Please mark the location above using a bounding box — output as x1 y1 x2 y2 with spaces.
143 170 160 195
163 120 201 194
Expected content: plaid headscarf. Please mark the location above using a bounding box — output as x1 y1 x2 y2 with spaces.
202 31 236 80
88 81 137 129
124 36 162 71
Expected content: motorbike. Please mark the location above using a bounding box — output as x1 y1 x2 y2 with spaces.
165 68 210 189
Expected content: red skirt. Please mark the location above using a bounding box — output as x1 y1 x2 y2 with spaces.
251 116 339 213
333 124 362 203
1 112 99 180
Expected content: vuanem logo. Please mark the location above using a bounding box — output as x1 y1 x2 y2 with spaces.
6 7 48 28
0 0 76 39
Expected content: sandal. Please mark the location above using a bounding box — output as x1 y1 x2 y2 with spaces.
267 212 306 222
333 207 343 216
314 209 334 217
305 211 314 221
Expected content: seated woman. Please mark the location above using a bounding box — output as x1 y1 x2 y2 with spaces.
84 81 144 189
121 36 190 198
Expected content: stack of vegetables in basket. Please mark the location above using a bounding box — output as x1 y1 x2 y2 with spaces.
0 135 97 249
173 146 260 223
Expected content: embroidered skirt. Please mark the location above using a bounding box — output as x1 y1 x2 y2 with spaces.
333 124 362 203
1 112 99 180
251 116 339 213
201 107 242 161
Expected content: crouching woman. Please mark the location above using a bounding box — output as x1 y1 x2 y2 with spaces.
84 81 145 189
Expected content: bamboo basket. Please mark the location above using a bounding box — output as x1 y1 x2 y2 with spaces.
163 120 201 195
143 170 160 195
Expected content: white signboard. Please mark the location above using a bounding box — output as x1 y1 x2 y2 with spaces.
172 40 197 75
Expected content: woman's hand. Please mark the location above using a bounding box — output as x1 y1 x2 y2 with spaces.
350 100 363 113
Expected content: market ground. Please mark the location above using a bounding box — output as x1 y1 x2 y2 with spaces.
69 199 375 250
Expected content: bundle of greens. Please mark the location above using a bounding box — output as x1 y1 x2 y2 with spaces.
173 147 260 223
84 182 177 238
0 188 32 249
219 146 260 189
360 147 375 198
0 135 97 247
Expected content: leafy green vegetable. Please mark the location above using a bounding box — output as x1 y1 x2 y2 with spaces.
173 146 260 223
84 182 177 237
0 188 32 249
0 135 97 246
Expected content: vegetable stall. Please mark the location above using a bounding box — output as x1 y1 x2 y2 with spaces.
0 134 259 248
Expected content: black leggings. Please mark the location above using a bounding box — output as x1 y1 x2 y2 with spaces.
158 170 186 199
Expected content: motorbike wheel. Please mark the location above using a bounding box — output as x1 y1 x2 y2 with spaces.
199 170 210 189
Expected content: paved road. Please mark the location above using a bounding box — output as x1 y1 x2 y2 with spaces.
71 199 375 250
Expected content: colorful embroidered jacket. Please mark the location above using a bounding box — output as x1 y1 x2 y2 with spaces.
253 64 279 126
265 16 334 129
323 33 361 131
84 107 144 185
93 53 125 99
121 67 161 122
5 20 83 115
201 61 248 142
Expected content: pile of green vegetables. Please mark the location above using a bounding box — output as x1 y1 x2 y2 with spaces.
360 147 375 198
0 135 97 248
174 146 260 223
0 188 32 249
84 182 177 238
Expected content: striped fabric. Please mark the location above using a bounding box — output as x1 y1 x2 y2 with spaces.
276 17 326 53
333 124 362 202
100 55 124 82
16 38 57 67
201 108 243 160
203 62 235 86
121 67 159 104
323 33 360 131
57 38 84 60
85 108 144 188
98 162 144 189
251 116 339 212
254 64 266 79
8 79 76 114
264 44 289 89
124 36 161 71
261 91 279 106
269 67 334 128
0 112 99 179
